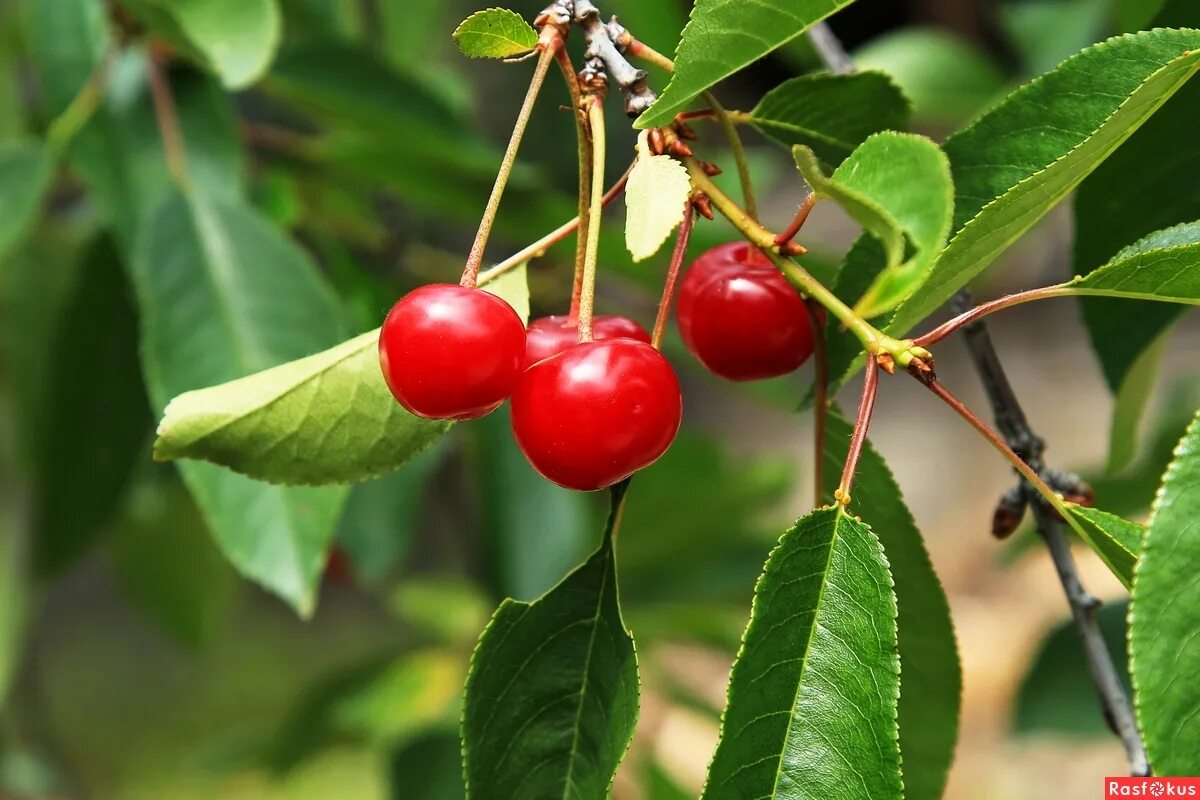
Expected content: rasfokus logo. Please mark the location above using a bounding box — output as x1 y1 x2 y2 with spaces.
1106 778 1200 798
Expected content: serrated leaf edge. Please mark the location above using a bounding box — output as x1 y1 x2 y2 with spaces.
452 7 538 59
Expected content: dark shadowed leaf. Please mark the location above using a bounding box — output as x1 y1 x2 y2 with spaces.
0 140 53 260
702 505 901 800
462 487 638 798
747 72 911 168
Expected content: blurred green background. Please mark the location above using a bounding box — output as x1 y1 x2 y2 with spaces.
0 0 1194 797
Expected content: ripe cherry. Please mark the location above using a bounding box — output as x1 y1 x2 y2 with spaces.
379 283 526 420
524 314 651 368
676 242 815 381
511 339 682 491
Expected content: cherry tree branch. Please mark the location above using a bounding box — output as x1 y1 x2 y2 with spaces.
808 21 855 75
953 290 1150 776
572 1 656 117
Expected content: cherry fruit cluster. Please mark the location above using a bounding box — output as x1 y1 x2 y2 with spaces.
377 243 817 491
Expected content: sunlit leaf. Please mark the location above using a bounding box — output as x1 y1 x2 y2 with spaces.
636 0 856 128
1063 505 1143 588
1130 410 1200 775
453 8 538 59
625 149 691 262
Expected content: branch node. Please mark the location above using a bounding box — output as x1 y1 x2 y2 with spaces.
574 0 657 116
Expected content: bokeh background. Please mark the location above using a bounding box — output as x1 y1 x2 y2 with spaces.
0 0 1196 797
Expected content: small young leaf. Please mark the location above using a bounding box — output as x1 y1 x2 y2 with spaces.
1131 410 1200 775
0 140 53 260
823 411 960 800
625 150 691 262
452 8 538 59
636 0 857 128
701 505 901 800
887 28 1200 338
748 72 911 168
462 487 639 798
153 266 529 485
1063 505 1143 588
793 132 953 318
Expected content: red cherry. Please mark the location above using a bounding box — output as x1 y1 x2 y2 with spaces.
379 283 525 420
676 242 815 381
524 314 651 368
511 339 682 491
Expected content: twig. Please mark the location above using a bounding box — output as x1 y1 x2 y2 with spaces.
651 205 695 348
836 356 879 504
574 2 656 117
145 48 189 185
953 290 1151 776
461 30 562 286
808 21 855 75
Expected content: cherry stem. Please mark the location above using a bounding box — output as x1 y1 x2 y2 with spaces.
775 193 818 247
914 285 1077 346
476 161 634 288
676 109 717 122
702 91 757 220
808 299 829 505
919 376 1074 521
835 356 878 504
146 46 189 186
651 205 695 349
626 37 675 72
460 31 562 287
576 94 607 343
556 47 592 324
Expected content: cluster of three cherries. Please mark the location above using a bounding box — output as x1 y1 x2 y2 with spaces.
378 241 818 491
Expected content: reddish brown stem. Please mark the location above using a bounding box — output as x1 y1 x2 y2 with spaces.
808 300 829 505
676 109 717 121
146 47 188 185
651 206 695 348
836 356 879 504
774 193 818 247
913 285 1075 346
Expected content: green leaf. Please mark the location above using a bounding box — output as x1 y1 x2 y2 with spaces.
471 408 593 601
1070 222 1200 303
0 140 53 260
823 411 960 800
793 132 953 318
122 0 282 88
1063 505 1143 589
999 0 1111 76
1130 410 1200 775
462 487 639 798
31 238 151 577
0 500 26 707
153 266 529 485
452 8 538 59
625 150 691 262
635 0 857 128
1076 10 1200 473
108 479 240 647
133 184 349 614
1015 603 1130 737
701 505 901 800
389 730 466 800
887 29 1200 338
747 72 911 168
852 27 1007 127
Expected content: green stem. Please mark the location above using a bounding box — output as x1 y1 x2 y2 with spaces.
686 158 913 361
702 91 757 220
46 47 114 153
461 33 562 287
576 95 607 342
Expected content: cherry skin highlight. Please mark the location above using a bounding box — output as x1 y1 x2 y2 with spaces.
676 241 815 381
523 314 651 368
510 339 683 491
379 283 526 420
